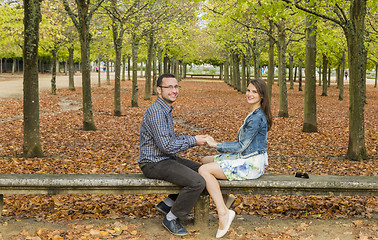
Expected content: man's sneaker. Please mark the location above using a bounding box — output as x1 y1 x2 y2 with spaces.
156 201 171 215
162 216 188 236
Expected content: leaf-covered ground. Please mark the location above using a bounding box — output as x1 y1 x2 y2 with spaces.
0 77 377 239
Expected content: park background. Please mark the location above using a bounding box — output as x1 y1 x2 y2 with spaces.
1 0 377 239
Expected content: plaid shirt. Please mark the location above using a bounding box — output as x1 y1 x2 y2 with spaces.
138 97 197 164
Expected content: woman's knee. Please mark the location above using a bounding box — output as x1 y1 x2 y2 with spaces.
198 164 208 176
201 156 214 164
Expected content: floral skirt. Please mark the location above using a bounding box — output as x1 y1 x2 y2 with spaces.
214 152 268 181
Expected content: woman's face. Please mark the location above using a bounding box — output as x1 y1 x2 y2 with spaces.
246 83 262 107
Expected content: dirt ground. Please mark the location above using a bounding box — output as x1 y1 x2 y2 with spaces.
0 214 377 240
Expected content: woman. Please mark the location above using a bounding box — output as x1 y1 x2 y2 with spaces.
199 79 272 238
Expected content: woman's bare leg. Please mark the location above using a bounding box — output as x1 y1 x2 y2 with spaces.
201 156 214 164
198 162 230 230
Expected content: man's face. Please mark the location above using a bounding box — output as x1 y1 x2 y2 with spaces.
157 77 179 104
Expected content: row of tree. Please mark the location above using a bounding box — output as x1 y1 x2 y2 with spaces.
1 0 377 161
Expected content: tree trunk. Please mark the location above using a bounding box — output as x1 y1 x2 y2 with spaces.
112 19 124 117
77 1 96 130
328 67 331 86
232 52 240 91
144 32 153 100
106 59 110 85
127 55 131 80
339 53 345 101
163 56 169 74
219 64 223 80
298 59 303 91
182 63 187 79
267 21 275 101
152 44 157 95
246 48 251 82
289 54 294 89
51 48 57 95
97 56 101 87
302 12 318 132
345 0 367 160
321 54 328 96
375 63 377 88
241 54 247 93
277 21 289 117
252 40 261 79
68 47 75 91
122 55 126 81
131 35 139 107
318 65 322 86
23 0 43 157
229 53 233 85
224 54 229 84
157 48 162 76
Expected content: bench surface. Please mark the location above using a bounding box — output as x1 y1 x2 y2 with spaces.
0 174 376 196
190 74 220 79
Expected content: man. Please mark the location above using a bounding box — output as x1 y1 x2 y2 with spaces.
138 73 208 236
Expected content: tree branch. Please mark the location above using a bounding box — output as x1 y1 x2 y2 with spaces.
62 0 79 29
281 0 344 28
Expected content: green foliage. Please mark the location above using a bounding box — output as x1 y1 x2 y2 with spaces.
0 0 377 70
0 2 23 58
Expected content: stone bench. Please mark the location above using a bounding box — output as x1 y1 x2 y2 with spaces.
0 174 376 226
190 74 220 79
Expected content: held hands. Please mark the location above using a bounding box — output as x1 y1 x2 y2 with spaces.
205 136 218 148
195 135 209 146
195 135 218 148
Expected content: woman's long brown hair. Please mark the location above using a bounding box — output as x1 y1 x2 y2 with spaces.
249 79 273 131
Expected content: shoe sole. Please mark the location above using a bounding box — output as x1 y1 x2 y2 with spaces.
162 222 188 236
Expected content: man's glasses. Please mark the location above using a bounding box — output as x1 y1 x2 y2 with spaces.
159 85 181 90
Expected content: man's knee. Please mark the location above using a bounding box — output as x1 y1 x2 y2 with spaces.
193 175 206 191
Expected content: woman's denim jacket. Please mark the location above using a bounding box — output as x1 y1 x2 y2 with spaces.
216 107 268 158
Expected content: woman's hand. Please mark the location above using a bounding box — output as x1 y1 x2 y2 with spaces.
205 136 218 148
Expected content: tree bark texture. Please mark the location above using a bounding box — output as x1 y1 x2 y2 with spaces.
321 54 328 96
224 54 229 84
277 21 289 117
106 59 110 85
68 47 75 91
241 54 246 93
23 0 43 158
345 0 367 160
78 2 96 130
51 49 57 95
111 14 124 116
122 55 126 81
338 53 345 101
298 59 303 91
267 21 275 101
289 54 294 89
131 35 139 107
302 13 318 132
144 32 154 100
232 52 241 91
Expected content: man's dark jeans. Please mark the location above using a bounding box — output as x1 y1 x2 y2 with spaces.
140 156 206 219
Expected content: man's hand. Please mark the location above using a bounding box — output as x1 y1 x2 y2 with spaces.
195 135 209 146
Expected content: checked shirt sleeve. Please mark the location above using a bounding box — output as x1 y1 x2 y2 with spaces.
146 108 197 156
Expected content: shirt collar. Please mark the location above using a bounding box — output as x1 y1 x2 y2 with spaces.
156 97 173 113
